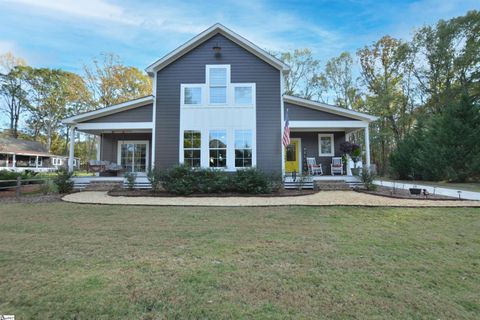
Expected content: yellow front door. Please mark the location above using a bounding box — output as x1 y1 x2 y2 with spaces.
285 139 300 173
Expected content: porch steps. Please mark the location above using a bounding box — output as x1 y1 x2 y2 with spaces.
314 179 352 191
83 180 123 191
284 180 314 190
122 181 152 189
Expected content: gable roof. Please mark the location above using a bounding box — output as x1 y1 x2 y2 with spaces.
62 96 154 124
0 137 53 157
283 95 378 122
145 23 290 75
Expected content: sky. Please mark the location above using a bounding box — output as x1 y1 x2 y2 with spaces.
0 0 478 74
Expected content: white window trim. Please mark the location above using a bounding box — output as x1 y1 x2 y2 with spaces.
180 84 205 106
318 134 335 157
116 140 150 173
206 64 231 106
182 130 202 167
232 83 255 107
234 129 254 168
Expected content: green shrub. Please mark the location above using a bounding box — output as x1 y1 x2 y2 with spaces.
124 172 136 190
360 168 377 191
233 168 272 194
40 179 58 194
147 167 163 192
158 165 279 195
53 168 74 194
159 165 197 195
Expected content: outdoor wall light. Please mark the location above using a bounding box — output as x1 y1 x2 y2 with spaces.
213 42 222 57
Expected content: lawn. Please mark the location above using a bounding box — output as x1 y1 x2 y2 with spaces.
0 203 479 319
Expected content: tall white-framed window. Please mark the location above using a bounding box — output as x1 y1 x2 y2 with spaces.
117 140 149 173
318 134 334 156
209 130 227 167
183 130 201 167
207 65 230 105
181 85 203 105
235 130 253 168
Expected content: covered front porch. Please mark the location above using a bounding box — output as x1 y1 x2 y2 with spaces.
284 124 371 177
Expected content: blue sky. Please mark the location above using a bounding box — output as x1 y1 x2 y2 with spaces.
0 0 478 73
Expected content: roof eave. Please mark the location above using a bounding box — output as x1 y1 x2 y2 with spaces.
283 95 378 123
145 23 290 74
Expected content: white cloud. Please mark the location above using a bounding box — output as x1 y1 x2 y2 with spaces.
3 0 139 25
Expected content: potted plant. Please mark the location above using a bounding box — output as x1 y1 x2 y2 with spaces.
350 144 362 175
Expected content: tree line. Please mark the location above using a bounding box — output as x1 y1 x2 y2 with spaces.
278 10 479 181
1 10 478 181
0 53 151 162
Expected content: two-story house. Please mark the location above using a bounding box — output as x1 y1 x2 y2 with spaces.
63 24 377 180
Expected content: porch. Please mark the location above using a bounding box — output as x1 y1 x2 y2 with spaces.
0 152 57 173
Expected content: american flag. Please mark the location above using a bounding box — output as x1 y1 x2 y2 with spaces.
282 109 290 147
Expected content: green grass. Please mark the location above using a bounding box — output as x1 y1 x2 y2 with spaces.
379 177 480 193
0 203 479 319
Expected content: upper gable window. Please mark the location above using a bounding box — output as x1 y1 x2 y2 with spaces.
184 87 202 105
207 65 230 104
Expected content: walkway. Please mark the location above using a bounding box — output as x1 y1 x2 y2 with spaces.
374 180 480 201
63 191 479 207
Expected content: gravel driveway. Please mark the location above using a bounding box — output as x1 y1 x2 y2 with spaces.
63 191 480 207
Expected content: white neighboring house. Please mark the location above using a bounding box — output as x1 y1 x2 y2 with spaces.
51 156 80 170
0 137 78 173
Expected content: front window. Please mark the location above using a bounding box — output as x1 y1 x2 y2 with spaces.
318 134 334 156
235 130 252 167
184 87 202 105
234 86 253 105
183 130 201 167
209 130 227 167
209 67 227 104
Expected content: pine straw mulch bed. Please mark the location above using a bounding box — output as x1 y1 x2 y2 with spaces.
108 188 317 198
355 186 462 201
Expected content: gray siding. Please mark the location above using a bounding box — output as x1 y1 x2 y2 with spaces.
83 104 153 123
100 133 152 168
285 102 359 121
155 33 281 172
290 131 345 175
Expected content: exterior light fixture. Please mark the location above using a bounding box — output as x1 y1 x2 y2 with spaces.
213 42 222 57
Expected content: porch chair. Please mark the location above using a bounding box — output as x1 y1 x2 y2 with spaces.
306 157 323 175
331 157 344 175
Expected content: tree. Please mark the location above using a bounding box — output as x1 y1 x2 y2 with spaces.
357 36 415 174
277 49 328 101
83 53 151 109
412 10 480 114
0 53 28 138
26 68 90 152
324 52 359 109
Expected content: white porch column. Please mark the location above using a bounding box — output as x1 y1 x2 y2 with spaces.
68 126 75 172
35 155 39 169
12 153 16 168
96 135 101 160
364 124 371 169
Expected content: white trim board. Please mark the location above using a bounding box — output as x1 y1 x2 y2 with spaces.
284 95 378 122
145 23 290 75
289 120 369 129
76 122 153 131
62 96 154 124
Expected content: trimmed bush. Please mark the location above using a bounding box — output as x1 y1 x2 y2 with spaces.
158 165 280 195
233 168 272 194
53 168 74 194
